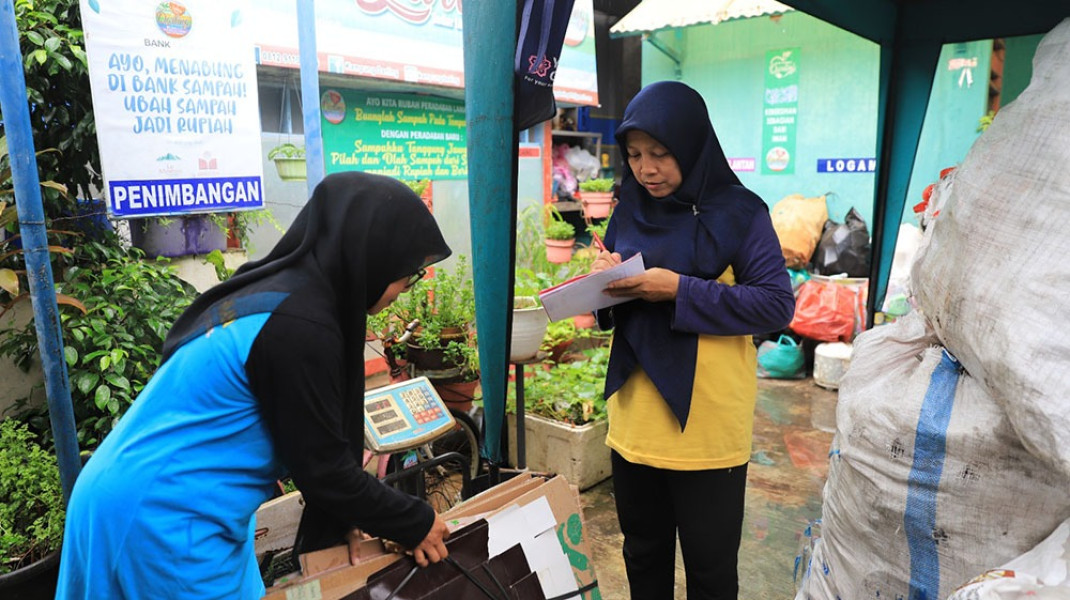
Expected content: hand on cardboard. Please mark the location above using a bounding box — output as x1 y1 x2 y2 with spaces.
603 267 680 302
345 528 371 565
412 514 451 567
590 250 622 273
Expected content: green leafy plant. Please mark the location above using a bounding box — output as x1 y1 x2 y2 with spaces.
578 178 614 193
977 110 996 132
267 142 306 160
0 418 64 574
402 179 431 197
391 256 476 351
8 0 98 213
202 249 235 282
544 206 576 241
508 345 610 425
586 219 608 243
0 240 198 449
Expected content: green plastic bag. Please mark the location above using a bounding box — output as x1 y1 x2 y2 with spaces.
757 335 805 379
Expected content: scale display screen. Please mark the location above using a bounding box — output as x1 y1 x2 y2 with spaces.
364 377 455 453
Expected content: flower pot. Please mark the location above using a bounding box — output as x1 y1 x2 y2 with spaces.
511 296 548 362
544 238 575 263
406 327 467 378
432 377 480 412
0 548 60 598
273 157 307 181
572 313 596 329
580 191 614 219
130 214 227 258
506 413 610 491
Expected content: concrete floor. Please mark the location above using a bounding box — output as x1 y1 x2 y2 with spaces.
578 378 837 600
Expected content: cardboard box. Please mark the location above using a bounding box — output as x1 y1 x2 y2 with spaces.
262 473 600 599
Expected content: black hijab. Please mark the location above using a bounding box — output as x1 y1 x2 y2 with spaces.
604 81 764 430
163 171 451 404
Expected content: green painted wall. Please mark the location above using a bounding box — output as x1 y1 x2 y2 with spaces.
640 11 992 230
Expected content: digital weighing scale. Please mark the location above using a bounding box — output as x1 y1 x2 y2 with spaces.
363 376 456 453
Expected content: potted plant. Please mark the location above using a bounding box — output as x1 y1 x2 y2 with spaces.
544 206 576 264
577 178 615 219
436 339 480 412
267 143 307 182
0 419 64 593
390 256 476 379
505 345 612 490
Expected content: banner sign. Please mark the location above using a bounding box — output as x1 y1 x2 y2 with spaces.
80 0 264 218
321 90 468 180
817 158 877 173
728 157 756 172
249 0 599 107
761 47 800 175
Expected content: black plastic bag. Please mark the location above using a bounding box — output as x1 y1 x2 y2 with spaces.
811 207 871 277
514 0 576 131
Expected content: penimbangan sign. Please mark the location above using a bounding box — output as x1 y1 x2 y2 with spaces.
80 0 264 218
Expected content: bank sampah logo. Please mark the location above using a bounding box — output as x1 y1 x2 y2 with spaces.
769 51 797 79
156 2 192 38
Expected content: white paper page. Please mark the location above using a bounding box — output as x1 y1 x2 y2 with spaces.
485 497 557 558
539 253 646 322
525 529 580 598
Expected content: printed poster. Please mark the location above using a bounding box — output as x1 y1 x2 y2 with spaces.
761 47 800 175
321 90 467 180
80 0 264 218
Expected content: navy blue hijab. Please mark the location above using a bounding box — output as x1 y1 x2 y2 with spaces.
603 81 764 430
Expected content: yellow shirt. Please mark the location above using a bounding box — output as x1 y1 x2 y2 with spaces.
605 269 758 470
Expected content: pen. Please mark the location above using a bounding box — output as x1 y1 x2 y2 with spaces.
590 229 608 253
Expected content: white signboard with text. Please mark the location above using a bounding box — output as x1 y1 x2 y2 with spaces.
80 0 264 218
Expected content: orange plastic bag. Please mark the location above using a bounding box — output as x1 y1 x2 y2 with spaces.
771 194 829 269
789 280 856 342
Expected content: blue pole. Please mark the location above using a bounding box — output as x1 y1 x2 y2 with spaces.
463 4 517 464
297 0 325 195
0 0 81 503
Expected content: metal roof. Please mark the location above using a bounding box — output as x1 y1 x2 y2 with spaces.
610 0 795 37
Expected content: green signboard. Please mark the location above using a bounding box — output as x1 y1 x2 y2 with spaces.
321 89 468 180
761 47 800 175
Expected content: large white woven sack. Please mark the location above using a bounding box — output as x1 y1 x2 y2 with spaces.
796 313 1070 600
911 18 1070 477
947 519 1070 599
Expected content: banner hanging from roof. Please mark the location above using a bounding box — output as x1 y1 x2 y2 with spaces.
80 0 265 218
248 0 600 107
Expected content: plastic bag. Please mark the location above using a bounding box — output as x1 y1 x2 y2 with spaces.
771 194 829 269
789 280 856 342
757 334 806 379
812 207 871 277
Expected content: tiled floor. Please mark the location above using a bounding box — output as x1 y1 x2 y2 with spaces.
579 378 837 599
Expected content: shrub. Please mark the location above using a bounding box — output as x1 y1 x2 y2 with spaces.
0 240 197 449
0 419 64 574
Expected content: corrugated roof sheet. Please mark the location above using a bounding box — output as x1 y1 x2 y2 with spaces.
610 0 795 37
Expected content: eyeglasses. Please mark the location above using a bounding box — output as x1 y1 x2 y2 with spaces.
404 268 427 289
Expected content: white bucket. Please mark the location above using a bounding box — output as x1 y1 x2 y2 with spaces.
814 342 853 390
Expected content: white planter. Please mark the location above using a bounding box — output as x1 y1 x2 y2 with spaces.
506 413 610 491
510 296 548 362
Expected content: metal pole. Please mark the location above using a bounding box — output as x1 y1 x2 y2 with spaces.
0 0 81 503
462 3 518 465
297 0 326 195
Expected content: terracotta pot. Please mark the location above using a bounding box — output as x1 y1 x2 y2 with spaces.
545 238 575 263
580 191 614 219
433 378 480 412
572 313 596 329
406 326 467 377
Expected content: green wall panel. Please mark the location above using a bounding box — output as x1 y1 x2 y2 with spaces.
639 11 992 232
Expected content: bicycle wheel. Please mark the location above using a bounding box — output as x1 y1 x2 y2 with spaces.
421 408 481 512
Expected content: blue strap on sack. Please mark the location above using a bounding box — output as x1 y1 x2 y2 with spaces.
514 0 576 131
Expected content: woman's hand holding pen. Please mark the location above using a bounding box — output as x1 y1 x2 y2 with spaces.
604 267 680 303
591 250 622 273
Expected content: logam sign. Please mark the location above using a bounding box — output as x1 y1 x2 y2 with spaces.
80 0 264 218
321 90 468 180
